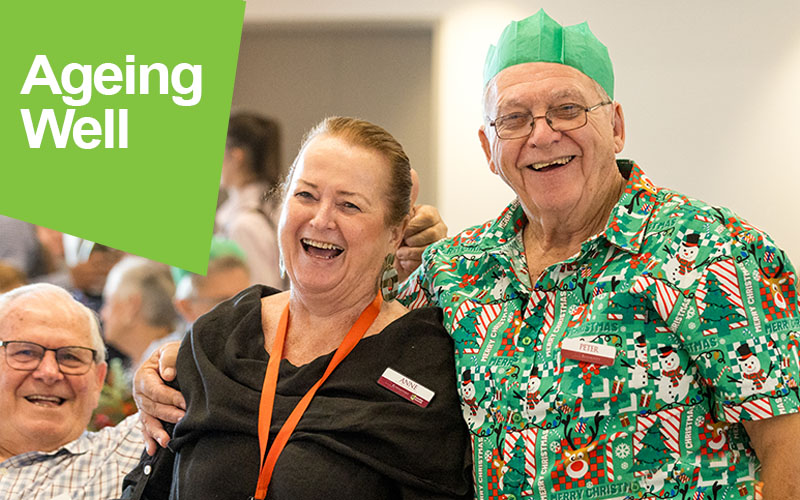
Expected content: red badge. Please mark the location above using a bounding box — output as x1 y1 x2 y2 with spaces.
378 367 434 408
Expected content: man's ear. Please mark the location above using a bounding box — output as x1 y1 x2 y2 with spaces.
174 297 194 325
478 126 499 175
94 361 108 389
612 102 626 154
409 168 420 207
90 361 108 411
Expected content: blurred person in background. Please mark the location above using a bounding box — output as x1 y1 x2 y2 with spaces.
0 262 26 293
217 112 286 289
172 237 251 326
142 237 252 359
92 257 177 430
64 236 126 312
100 256 178 376
0 215 49 280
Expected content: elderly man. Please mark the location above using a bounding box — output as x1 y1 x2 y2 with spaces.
0 283 141 499
134 10 800 500
101 256 178 375
398 10 799 500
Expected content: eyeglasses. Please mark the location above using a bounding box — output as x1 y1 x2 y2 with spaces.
0 340 99 375
488 101 612 140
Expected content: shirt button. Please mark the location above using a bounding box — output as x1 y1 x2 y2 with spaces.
144 465 152 475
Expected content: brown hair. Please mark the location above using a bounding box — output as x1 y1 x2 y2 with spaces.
285 117 412 227
227 113 282 188
0 262 26 294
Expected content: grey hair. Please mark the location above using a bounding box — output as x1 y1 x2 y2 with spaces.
0 283 106 361
104 257 178 329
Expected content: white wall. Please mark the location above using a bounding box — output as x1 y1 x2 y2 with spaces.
232 26 435 204
245 0 800 261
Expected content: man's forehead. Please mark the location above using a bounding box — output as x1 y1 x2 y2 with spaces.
0 294 90 342
487 63 600 112
497 88 586 109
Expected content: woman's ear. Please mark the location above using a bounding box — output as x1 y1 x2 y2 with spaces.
390 215 411 250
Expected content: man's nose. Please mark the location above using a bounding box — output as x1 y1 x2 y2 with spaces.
526 115 561 148
32 351 64 382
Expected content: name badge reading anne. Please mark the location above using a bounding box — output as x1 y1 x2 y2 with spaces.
378 367 435 408
561 338 617 366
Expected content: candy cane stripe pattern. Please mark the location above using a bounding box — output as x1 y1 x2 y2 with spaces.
660 407 683 454
605 432 628 482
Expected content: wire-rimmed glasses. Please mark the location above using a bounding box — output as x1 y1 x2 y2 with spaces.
489 101 612 139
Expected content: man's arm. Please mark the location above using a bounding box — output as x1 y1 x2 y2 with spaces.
132 343 185 455
396 204 447 283
395 168 447 283
742 412 800 500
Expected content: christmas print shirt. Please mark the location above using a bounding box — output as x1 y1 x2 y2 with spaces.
399 160 800 500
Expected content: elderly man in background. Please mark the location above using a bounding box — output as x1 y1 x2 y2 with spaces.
101 256 178 376
0 283 141 499
142 238 252 360
172 237 251 327
396 9 800 500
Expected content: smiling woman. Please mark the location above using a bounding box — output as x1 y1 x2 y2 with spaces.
277 119 410 312
120 117 472 500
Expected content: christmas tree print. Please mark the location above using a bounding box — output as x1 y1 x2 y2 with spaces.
700 273 746 330
633 420 670 473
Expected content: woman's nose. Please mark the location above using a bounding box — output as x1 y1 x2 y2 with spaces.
309 202 336 230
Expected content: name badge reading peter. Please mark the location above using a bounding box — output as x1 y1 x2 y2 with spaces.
378 367 435 408
561 338 616 366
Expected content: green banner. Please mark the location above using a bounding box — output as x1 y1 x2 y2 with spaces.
0 1 246 274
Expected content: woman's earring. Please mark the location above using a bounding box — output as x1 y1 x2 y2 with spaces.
380 253 399 302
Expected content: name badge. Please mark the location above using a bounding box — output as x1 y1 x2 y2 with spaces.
561 338 616 366
378 367 435 408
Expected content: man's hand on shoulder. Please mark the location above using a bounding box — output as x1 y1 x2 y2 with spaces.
396 204 447 283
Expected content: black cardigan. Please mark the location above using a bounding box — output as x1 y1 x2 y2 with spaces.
119 285 473 500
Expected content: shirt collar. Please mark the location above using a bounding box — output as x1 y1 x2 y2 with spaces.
61 430 93 455
602 160 660 254
477 160 658 255
1 432 90 466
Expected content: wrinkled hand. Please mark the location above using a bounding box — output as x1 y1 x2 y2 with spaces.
133 342 185 455
396 204 447 283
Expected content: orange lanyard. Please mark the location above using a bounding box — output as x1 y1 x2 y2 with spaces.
252 293 382 499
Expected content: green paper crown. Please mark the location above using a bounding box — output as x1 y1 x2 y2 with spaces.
483 9 614 99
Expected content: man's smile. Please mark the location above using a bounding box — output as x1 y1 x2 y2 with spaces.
525 155 575 171
24 394 66 407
